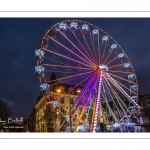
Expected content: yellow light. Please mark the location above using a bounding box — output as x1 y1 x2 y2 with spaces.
20 117 23 120
77 89 81 93
57 89 61 93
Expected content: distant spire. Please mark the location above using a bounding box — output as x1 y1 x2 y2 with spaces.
50 72 56 81
49 72 56 85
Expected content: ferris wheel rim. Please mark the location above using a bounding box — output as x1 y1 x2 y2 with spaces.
35 19 140 132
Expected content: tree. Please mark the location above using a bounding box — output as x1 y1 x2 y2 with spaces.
0 99 12 120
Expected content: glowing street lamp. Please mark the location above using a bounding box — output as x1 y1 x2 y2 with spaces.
57 89 61 93
77 88 81 93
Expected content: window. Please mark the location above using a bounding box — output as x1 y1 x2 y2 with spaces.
61 107 65 114
60 97 64 103
70 98 74 104
48 118 53 126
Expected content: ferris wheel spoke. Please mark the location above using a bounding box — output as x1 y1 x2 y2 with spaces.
102 78 123 120
101 89 118 123
68 73 96 94
102 74 130 118
43 64 94 71
109 77 138 96
102 79 118 122
77 23 97 64
65 24 96 65
103 73 130 112
44 46 75 66
107 73 137 85
111 89 130 118
103 50 113 65
72 73 97 116
88 27 98 64
48 70 93 84
97 29 101 65
55 26 96 66
105 73 140 110
101 42 107 64
105 56 118 66
58 72 97 102
43 48 94 69
45 70 92 74
44 56 70 66
73 74 98 132
52 74 96 118
45 70 76 74
53 74 90 85
108 62 130 69
107 70 134 74
47 35 95 68
72 74 97 116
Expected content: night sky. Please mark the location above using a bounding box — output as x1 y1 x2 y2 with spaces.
0 18 150 119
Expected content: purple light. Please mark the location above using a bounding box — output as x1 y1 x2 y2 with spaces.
72 73 96 110
93 72 103 132
74 74 98 132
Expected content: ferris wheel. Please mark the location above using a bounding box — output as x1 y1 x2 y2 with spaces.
34 20 140 132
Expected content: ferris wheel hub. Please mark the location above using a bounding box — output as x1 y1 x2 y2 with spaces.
99 64 108 71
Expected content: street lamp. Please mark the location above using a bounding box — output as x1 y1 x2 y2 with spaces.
77 88 81 93
57 89 61 93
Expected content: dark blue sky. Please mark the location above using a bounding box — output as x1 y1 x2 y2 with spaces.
0 18 150 119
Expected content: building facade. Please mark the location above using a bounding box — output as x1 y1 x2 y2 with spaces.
138 94 150 108
33 90 78 132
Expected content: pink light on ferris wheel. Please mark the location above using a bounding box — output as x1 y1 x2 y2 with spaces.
93 72 103 132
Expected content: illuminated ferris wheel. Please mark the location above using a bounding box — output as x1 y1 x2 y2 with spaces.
34 20 140 132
